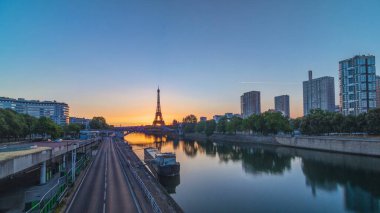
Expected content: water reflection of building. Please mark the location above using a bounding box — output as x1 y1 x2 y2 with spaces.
241 147 292 175
183 139 293 175
128 133 380 212
345 184 380 213
301 157 380 213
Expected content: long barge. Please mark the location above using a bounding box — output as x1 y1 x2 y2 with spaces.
144 147 180 176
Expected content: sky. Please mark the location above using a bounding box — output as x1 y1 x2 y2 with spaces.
1 0 380 125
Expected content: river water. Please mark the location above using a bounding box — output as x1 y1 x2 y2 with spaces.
124 133 380 213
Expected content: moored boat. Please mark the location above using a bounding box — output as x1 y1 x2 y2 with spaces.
144 147 180 176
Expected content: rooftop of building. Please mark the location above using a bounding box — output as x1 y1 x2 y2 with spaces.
0 97 68 105
339 54 375 62
275 95 289 98
69 116 90 120
241 91 260 96
303 76 334 82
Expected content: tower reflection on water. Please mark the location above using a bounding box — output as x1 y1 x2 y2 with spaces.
125 133 181 194
125 133 380 213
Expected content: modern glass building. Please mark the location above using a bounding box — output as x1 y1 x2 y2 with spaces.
274 95 290 117
0 97 69 125
241 91 261 118
303 70 335 115
339 55 376 115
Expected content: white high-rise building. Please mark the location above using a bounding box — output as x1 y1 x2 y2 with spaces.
0 97 69 125
339 55 376 115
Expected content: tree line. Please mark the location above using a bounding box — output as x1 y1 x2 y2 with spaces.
181 108 380 136
296 108 380 135
0 109 110 142
181 111 292 136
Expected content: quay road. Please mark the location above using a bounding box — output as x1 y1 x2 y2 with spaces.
66 137 151 213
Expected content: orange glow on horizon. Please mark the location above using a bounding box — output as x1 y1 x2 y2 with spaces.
72 104 304 127
69 88 304 126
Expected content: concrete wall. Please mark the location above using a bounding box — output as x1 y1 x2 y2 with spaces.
185 133 277 145
186 133 380 157
0 150 51 180
0 139 99 180
276 136 380 157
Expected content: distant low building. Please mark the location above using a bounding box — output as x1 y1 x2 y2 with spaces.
79 130 99 140
199 117 207 122
233 114 242 118
224 113 233 119
213 115 223 123
70 117 90 128
0 97 69 125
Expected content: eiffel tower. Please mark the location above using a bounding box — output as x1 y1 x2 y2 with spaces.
153 86 165 126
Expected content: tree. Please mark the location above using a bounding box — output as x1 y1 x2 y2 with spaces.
64 123 83 139
89 117 109 129
196 121 206 133
342 115 357 134
300 109 332 135
0 110 9 140
254 114 267 135
217 117 227 134
356 113 367 133
205 120 216 136
182 115 197 124
366 109 380 134
34 117 62 139
331 113 344 133
22 114 38 141
243 115 259 134
1 109 25 140
227 116 243 134
226 121 234 134
182 115 198 133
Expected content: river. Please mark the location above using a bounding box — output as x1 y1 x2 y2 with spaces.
125 133 380 213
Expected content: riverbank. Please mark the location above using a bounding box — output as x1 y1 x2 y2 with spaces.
184 133 279 145
276 136 380 157
118 138 183 213
184 133 380 157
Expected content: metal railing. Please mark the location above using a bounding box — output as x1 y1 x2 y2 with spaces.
116 143 162 213
25 175 67 213
25 156 90 213
126 160 162 213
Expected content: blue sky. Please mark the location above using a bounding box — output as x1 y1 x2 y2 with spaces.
1 0 379 124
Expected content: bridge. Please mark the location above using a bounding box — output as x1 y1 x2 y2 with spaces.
113 125 176 136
